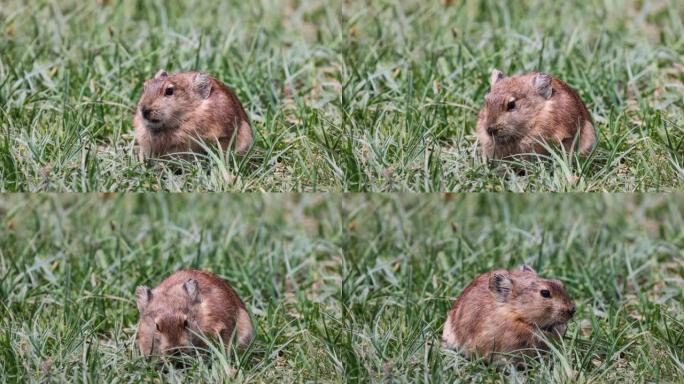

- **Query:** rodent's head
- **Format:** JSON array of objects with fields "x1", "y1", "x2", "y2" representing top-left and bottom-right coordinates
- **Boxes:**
[
  {"x1": 136, "y1": 70, "x2": 213, "y2": 133},
  {"x1": 489, "y1": 265, "x2": 576, "y2": 332},
  {"x1": 479, "y1": 70, "x2": 553, "y2": 144},
  {"x1": 135, "y1": 279, "x2": 205, "y2": 356}
]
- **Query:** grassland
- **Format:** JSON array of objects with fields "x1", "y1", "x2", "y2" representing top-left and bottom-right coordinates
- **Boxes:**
[
  {"x1": 1, "y1": 0, "x2": 683, "y2": 191},
  {"x1": 1, "y1": 194, "x2": 682, "y2": 382}
]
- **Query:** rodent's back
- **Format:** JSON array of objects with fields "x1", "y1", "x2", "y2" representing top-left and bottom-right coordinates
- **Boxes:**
[
  {"x1": 444, "y1": 271, "x2": 499, "y2": 350},
  {"x1": 554, "y1": 78, "x2": 591, "y2": 121},
  {"x1": 154, "y1": 269, "x2": 246, "y2": 312},
  {"x1": 191, "y1": 76, "x2": 253, "y2": 152},
  {"x1": 210, "y1": 78, "x2": 250, "y2": 125},
  {"x1": 546, "y1": 76, "x2": 596, "y2": 153},
  {"x1": 539, "y1": 76, "x2": 592, "y2": 131}
]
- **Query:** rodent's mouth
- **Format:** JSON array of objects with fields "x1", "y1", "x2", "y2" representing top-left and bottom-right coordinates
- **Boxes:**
[
  {"x1": 541, "y1": 324, "x2": 557, "y2": 332},
  {"x1": 490, "y1": 134, "x2": 518, "y2": 144},
  {"x1": 540, "y1": 321, "x2": 568, "y2": 333},
  {"x1": 145, "y1": 120, "x2": 165, "y2": 133}
]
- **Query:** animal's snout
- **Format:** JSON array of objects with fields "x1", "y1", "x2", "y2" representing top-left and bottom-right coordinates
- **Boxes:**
[
  {"x1": 141, "y1": 106, "x2": 151, "y2": 120},
  {"x1": 486, "y1": 126, "x2": 499, "y2": 136},
  {"x1": 567, "y1": 305, "x2": 576, "y2": 318}
]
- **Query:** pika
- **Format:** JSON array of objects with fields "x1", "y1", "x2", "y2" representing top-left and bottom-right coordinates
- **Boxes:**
[
  {"x1": 476, "y1": 70, "x2": 596, "y2": 159},
  {"x1": 133, "y1": 70, "x2": 253, "y2": 158},
  {"x1": 135, "y1": 269, "x2": 253, "y2": 357},
  {"x1": 442, "y1": 265, "x2": 575, "y2": 361}
]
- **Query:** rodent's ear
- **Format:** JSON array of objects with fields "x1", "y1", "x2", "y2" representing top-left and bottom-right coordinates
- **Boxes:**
[
  {"x1": 520, "y1": 264, "x2": 536, "y2": 274},
  {"x1": 490, "y1": 69, "x2": 505, "y2": 87},
  {"x1": 135, "y1": 286, "x2": 152, "y2": 313},
  {"x1": 488, "y1": 273, "x2": 513, "y2": 302},
  {"x1": 193, "y1": 73, "x2": 212, "y2": 99},
  {"x1": 533, "y1": 73, "x2": 552, "y2": 99},
  {"x1": 155, "y1": 70, "x2": 168, "y2": 79},
  {"x1": 183, "y1": 279, "x2": 202, "y2": 303}
]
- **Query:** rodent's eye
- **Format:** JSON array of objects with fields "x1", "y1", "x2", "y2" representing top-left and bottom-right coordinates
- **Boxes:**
[
  {"x1": 165, "y1": 87, "x2": 174, "y2": 96},
  {"x1": 540, "y1": 289, "x2": 551, "y2": 298},
  {"x1": 183, "y1": 320, "x2": 188, "y2": 328},
  {"x1": 155, "y1": 323, "x2": 161, "y2": 332},
  {"x1": 506, "y1": 100, "x2": 516, "y2": 111}
]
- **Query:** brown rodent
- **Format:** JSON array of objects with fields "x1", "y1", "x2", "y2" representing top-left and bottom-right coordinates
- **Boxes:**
[
  {"x1": 476, "y1": 70, "x2": 596, "y2": 159},
  {"x1": 134, "y1": 70, "x2": 253, "y2": 158},
  {"x1": 442, "y1": 265, "x2": 575, "y2": 361},
  {"x1": 135, "y1": 269, "x2": 253, "y2": 357}
]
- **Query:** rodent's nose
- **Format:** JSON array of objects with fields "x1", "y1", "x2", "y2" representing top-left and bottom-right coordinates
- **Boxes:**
[
  {"x1": 486, "y1": 126, "x2": 498, "y2": 136},
  {"x1": 141, "y1": 106, "x2": 151, "y2": 120},
  {"x1": 567, "y1": 305, "x2": 576, "y2": 318}
]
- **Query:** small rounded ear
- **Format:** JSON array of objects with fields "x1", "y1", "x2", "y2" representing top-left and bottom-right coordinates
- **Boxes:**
[
  {"x1": 193, "y1": 73, "x2": 212, "y2": 99},
  {"x1": 490, "y1": 69, "x2": 505, "y2": 87},
  {"x1": 135, "y1": 286, "x2": 152, "y2": 313},
  {"x1": 533, "y1": 73, "x2": 552, "y2": 99},
  {"x1": 520, "y1": 264, "x2": 536, "y2": 274},
  {"x1": 155, "y1": 70, "x2": 168, "y2": 79},
  {"x1": 183, "y1": 279, "x2": 202, "y2": 303},
  {"x1": 488, "y1": 273, "x2": 513, "y2": 302}
]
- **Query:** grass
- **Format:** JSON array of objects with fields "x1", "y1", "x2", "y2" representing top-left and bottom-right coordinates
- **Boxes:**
[
  {"x1": 1, "y1": 0, "x2": 683, "y2": 191},
  {"x1": 0, "y1": 194, "x2": 682, "y2": 382}
]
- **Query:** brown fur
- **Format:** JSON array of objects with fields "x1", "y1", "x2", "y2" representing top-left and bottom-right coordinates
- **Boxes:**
[
  {"x1": 476, "y1": 70, "x2": 596, "y2": 159},
  {"x1": 133, "y1": 71, "x2": 253, "y2": 159},
  {"x1": 442, "y1": 265, "x2": 575, "y2": 361},
  {"x1": 135, "y1": 269, "x2": 254, "y2": 357}
]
